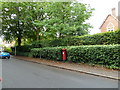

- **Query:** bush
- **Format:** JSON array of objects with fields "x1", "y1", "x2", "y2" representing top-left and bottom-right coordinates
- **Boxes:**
[
  {"x1": 4, "y1": 47, "x2": 12, "y2": 53},
  {"x1": 31, "y1": 45, "x2": 120, "y2": 69},
  {"x1": 67, "y1": 45, "x2": 119, "y2": 66},
  {"x1": 11, "y1": 45, "x2": 32, "y2": 52},
  {"x1": 31, "y1": 30, "x2": 120, "y2": 47},
  {"x1": 31, "y1": 39, "x2": 64, "y2": 48},
  {"x1": 31, "y1": 47, "x2": 64, "y2": 61},
  {"x1": 11, "y1": 51, "x2": 31, "y2": 57},
  {"x1": 75, "y1": 30, "x2": 120, "y2": 45},
  {"x1": 31, "y1": 41, "x2": 42, "y2": 48}
]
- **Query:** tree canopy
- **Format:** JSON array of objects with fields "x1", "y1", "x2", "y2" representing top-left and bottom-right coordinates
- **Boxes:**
[{"x1": 1, "y1": 2, "x2": 94, "y2": 46}]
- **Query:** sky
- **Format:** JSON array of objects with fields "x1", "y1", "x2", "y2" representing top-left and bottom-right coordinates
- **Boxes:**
[{"x1": 79, "y1": 0, "x2": 120, "y2": 34}]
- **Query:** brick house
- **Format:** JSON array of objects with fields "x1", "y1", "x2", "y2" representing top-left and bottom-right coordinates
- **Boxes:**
[{"x1": 100, "y1": 8, "x2": 120, "y2": 32}]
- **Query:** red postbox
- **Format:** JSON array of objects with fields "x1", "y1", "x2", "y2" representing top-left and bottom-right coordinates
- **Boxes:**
[{"x1": 62, "y1": 48, "x2": 67, "y2": 61}]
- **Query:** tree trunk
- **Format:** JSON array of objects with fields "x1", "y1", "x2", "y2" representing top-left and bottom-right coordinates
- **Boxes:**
[
  {"x1": 16, "y1": 6, "x2": 21, "y2": 47},
  {"x1": 18, "y1": 36, "x2": 21, "y2": 46},
  {"x1": 36, "y1": 30, "x2": 40, "y2": 41}
]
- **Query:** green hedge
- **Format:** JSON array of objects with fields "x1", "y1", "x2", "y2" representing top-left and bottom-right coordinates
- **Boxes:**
[
  {"x1": 11, "y1": 45, "x2": 32, "y2": 52},
  {"x1": 67, "y1": 45, "x2": 120, "y2": 69},
  {"x1": 31, "y1": 39, "x2": 63, "y2": 48},
  {"x1": 73, "y1": 30, "x2": 120, "y2": 45},
  {"x1": 31, "y1": 45, "x2": 120, "y2": 69},
  {"x1": 11, "y1": 45, "x2": 32, "y2": 56},
  {"x1": 11, "y1": 51, "x2": 31, "y2": 57},
  {"x1": 31, "y1": 30, "x2": 120, "y2": 48},
  {"x1": 4, "y1": 47, "x2": 12, "y2": 53},
  {"x1": 31, "y1": 47, "x2": 64, "y2": 61}
]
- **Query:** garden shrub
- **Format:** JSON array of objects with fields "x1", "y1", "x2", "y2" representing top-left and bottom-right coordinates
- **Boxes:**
[
  {"x1": 4, "y1": 47, "x2": 12, "y2": 53},
  {"x1": 31, "y1": 41, "x2": 42, "y2": 48},
  {"x1": 72, "y1": 30, "x2": 120, "y2": 45},
  {"x1": 11, "y1": 45, "x2": 32, "y2": 54},
  {"x1": 31, "y1": 45, "x2": 120, "y2": 69},
  {"x1": 31, "y1": 47, "x2": 64, "y2": 61},
  {"x1": 31, "y1": 30, "x2": 120, "y2": 48},
  {"x1": 11, "y1": 51, "x2": 31, "y2": 57}
]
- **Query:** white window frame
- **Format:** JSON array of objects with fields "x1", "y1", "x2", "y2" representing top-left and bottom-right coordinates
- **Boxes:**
[{"x1": 106, "y1": 22, "x2": 114, "y2": 31}]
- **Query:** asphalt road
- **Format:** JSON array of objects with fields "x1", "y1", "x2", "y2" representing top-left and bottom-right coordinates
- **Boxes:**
[
  {"x1": 2, "y1": 57, "x2": 118, "y2": 88},
  {"x1": 0, "y1": 59, "x2": 2, "y2": 89}
]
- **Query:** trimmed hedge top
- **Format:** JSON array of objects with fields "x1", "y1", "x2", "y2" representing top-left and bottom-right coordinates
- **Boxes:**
[
  {"x1": 31, "y1": 45, "x2": 120, "y2": 69},
  {"x1": 31, "y1": 30, "x2": 120, "y2": 48}
]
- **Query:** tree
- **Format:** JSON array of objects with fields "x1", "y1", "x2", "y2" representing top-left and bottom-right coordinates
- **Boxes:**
[
  {"x1": 2, "y1": 2, "x2": 33, "y2": 46},
  {"x1": 34, "y1": 2, "x2": 94, "y2": 38},
  {"x1": 27, "y1": 2, "x2": 49, "y2": 41},
  {"x1": 1, "y1": 2, "x2": 94, "y2": 46},
  {"x1": 2, "y1": 2, "x2": 51, "y2": 46}
]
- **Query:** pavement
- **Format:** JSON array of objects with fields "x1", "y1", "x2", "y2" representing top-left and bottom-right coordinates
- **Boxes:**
[{"x1": 12, "y1": 55, "x2": 119, "y2": 80}]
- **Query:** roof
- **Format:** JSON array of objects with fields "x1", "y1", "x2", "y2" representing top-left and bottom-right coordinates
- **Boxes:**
[{"x1": 99, "y1": 14, "x2": 120, "y2": 29}]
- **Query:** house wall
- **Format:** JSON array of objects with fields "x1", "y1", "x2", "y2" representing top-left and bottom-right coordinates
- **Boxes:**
[{"x1": 100, "y1": 15, "x2": 119, "y2": 32}]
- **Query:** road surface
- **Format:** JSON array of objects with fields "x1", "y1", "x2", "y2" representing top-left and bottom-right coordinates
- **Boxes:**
[
  {"x1": 0, "y1": 59, "x2": 2, "y2": 89},
  {"x1": 2, "y1": 57, "x2": 118, "y2": 88}
]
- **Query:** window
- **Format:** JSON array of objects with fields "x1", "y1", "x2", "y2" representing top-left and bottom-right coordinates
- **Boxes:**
[
  {"x1": 107, "y1": 27, "x2": 114, "y2": 31},
  {"x1": 107, "y1": 22, "x2": 114, "y2": 31}
]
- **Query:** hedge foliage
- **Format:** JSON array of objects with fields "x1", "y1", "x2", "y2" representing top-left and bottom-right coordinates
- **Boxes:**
[
  {"x1": 31, "y1": 30, "x2": 120, "y2": 48},
  {"x1": 31, "y1": 47, "x2": 64, "y2": 61},
  {"x1": 11, "y1": 51, "x2": 31, "y2": 57},
  {"x1": 11, "y1": 30, "x2": 120, "y2": 69},
  {"x1": 4, "y1": 47, "x2": 12, "y2": 53},
  {"x1": 11, "y1": 45, "x2": 32, "y2": 52},
  {"x1": 31, "y1": 45, "x2": 120, "y2": 69},
  {"x1": 74, "y1": 30, "x2": 120, "y2": 45},
  {"x1": 67, "y1": 45, "x2": 120, "y2": 69}
]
